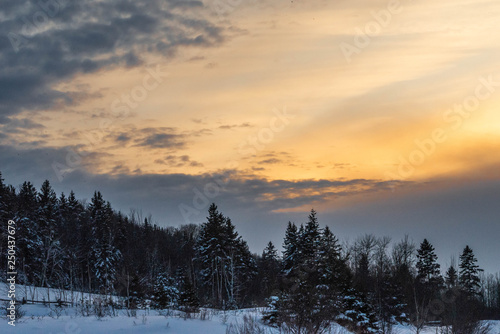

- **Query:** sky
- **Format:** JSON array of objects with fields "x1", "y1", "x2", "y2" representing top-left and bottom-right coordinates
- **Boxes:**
[{"x1": 0, "y1": 0, "x2": 499, "y2": 273}]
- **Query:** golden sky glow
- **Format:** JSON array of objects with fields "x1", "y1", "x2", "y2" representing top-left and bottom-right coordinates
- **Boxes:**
[{"x1": 4, "y1": 0, "x2": 500, "y2": 210}]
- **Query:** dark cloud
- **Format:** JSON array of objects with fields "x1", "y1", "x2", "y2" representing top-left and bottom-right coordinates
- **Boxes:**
[
  {"x1": 1, "y1": 118, "x2": 45, "y2": 133},
  {"x1": 0, "y1": 0, "x2": 225, "y2": 122},
  {"x1": 218, "y1": 122, "x2": 252, "y2": 129},
  {"x1": 135, "y1": 133, "x2": 186, "y2": 149},
  {"x1": 154, "y1": 154, "x2": 204, "y2": 167},
  {"x1": 1, "y1": 144, "x2": 499, "y2": 273},
  {"x1": 133, "y1": 128, "x2": 186, "y2": 149},
  {"x1": 258, "y1": 158, "x2": 282, "y2": 165},
  {"x1": 116, "y1": 134, "x2": 131, "y2": 142}
]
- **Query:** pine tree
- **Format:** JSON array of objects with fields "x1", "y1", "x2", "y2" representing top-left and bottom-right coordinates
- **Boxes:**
[
  {"x1": 0, "y1": 171, "x2": 6, "y2": 222},
  {"x1": 416, "y1": 239, "x2": 441, "y2": 284},
  {"x1": 341, "y1": 289, "x2": 379, "y2": 333},
  {"x1": 445, "y1": 265, "x2": 458, "y2": 288},
  {"x1": 459, "y1": 245, "x2": 483, "y2": 295},
  {"x1": 277, "y1": 210, "x2": 334, "y2": 333},
  {"x1": 178, "y1": 269, "x2": 199, "y2": 313},
  {"x1": 282, "y1": 221, "x2": 298, "y2": 289},
  {"x1": 89, "y1": 192, "x2": 121, "y2": 295},
  {"x1": 317, "y1": 226, "x2": 351, "y2": 316},
  {"x1": 152, "y1": 271, "x2": 179, "y2": 309},
  {"x1": 416, "y1": 239, "x2": 443, "y2": 301},
  {"x1": 37, "y1": 180, "x2": 63, "y2": 287},
  {"x1": 16, "y1": 181, "x2": 42, "y2": 285},
  {"x1": 196, "y1": 203, "x2": 256, "y2": 309},
  {"x1": 260, "y1": 241, "x2": 280, "y2": 299}
]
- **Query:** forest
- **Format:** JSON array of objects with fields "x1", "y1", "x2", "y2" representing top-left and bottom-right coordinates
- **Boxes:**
[{"x1": 1, "y1": 171, "x2": 499, "y2": 333}]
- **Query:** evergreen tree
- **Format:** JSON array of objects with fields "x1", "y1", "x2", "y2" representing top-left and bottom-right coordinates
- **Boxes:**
[
  {"x1": 318, "y1": 226, "x2": 351, "y2": 316},
  {"x1": 16, "y1": 181, "x2": 42, "y2": 284},
  {"x1": 178, "y1": 269, "x2": 200, "y2": 313},
  {"x1": 459, "y1": 245, "x2": 483, "y2": 295},
  {"x1": 89, "y1": 192, "x2": 121, "y2": 294},
  {"x1": 416, "y1": 239, "x2": 443, "y2": 301},
  {"x1": 391, "y1": 236, "x2": 416, "y2": 324},
  {"x1": 196, "y1": 204, "x2": 256, "y2": 309},
  {"x1": 152, "y1": 271, "x2": 179, "y2": 309},
  {"x1": 416, "y1": 239, "x2": 442, "y2": 284},
  {"x1": 37, "y1": 180, "x2": 63, "y2": 287},
  {"x1": 260, "y1": 241, "x2": 280, "y2": 299},
  {"x1": 276, "y1": 210, "x2": 335, "y2": 333},
  {"x1": 445, "y1": 265, "x2": 458, "y2": 288},
  {"x1": 281, "y1": 221, "x2": 298, "y2": 289},
  {"x1": 340, "y1": 289, "x2": 379, "y2": 333}
]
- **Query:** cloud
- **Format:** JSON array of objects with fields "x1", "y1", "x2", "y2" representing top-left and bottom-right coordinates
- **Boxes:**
[
  {"x1": 0, "y1": 144, "x2": 401, "y2": 215},
  {"x1": 0, "y1": 118, "x2": 45, "y2": 133},
  {"x1": 0, "y1": 0, "x2": 226, "y2": 122},
  {"x1": 135, "y1": 132, "x2": 186, "y2": 149},
  {"x1": 258, "y1": 158, "x2": 282, "y2": 165},
  {"x1": 110, "y1": 127, "x2": 187, "y2": 149},
  {"x1": 154, "y1": 154, "x2": 204, "y2": 168},
  {"x1": 218, "y1": 122, "x2": 252, "y2": 130},
  {"x1": 1, "y1": 143, "x2": 499, "y2": 273}
]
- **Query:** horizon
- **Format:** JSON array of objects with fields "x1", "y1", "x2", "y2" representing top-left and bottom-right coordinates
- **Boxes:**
[{"x1": 1, "y1": 0, "x2": 500, "y2": 275}]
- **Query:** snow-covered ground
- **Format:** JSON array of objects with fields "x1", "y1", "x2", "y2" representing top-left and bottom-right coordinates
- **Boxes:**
[
  {"x1": 1, "y1": 304, "x2": 499, "y2": 334},
  {"x1": 1, "y1": 283, "x2": 499, "y2": 333}
]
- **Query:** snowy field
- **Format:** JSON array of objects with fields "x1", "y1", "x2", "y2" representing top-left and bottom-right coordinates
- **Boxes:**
[{"x1": 1, "y1": 284, "x2": 499, "y2": 333}]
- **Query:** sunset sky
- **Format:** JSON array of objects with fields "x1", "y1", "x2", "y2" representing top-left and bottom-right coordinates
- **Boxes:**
[{"x1": 1, "y1": 0, "x2": 499, "y2": 272}]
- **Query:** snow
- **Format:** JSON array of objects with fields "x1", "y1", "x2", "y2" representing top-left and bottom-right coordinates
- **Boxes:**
[
  {"x1": 1, "y1": 284, "x2": 500, "y2": 334},
  {"x1": 1, "y1": 304, "x2": 499, "y2": 334}
]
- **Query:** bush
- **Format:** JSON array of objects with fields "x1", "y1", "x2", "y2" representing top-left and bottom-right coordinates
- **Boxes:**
[{"x1": 2, "y1": 301, "x2": 25, "y2": 321}]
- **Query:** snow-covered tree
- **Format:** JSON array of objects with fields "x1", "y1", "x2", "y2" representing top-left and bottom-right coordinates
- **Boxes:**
[
  {"x1": 152, "y1": 271, "x2": 179, "y2": 309},
  {"x1": 276, "y1": 210, "x2": 346, "y2": 333},
  {"x1": 89, "y1": 192, "x2": 121, "y2": 295},
  {"x1": 178, "y1": 269, "x2": 199, "y2": 312},
  {"x1": 16, "y1": 181, "x2": 43, "y2": 285},
  {"x1": 459, "y1": 245, "x2": 483, "y2": 295},
  {"x1": 260, "y1": 241, "x2": 281, "y2": 298},
  {"x1": 282, "y1": 221, "x2": 299, "y2": 289},
  {"x1": 196, "y1": 203, "x2": 256, "y2": 309},
  {"x1": 37, "y1": 180, "x2": 63, "y2": 287}
]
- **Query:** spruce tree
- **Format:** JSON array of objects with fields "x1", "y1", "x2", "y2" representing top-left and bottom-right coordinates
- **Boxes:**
[
  {"x1": 445, "y1": 265, "x2": 458, "y2": 288},
  {"x1": 416, "y1": 239, "x2": 442, "y2": 284},
  {"x1": 37, "y1": 180, "x2": 63, "y2": 287},
  {"x1": 196, "y1": 203, "x2": 256, "y2": 308},
  {"x1": 282, "y1": 221, "x2": 298, "y2": 289},
  {"x1": 459, "y1": 245, "x2": 483, "y2": 295},
  {"x1": 416, "y1": 239, "x2": 443, "y2": 301},
  {"x1": 152, "y1": 271, "x2": 179, "y2": 309},
  {"x1": 178, "y1": 269, "x2": 199, "y2": 313},
  {"x1": 277, "y1": 210, "x2": 333, "y2": 333},
  {"x1": 16, "y1": 181, "x2": 42, "y2": 284},
  {"x1": 89, "y1": 191, "x2": 121, "y2": 294},
  {"x1": 260, "y1": 241, "x2": 280, "y2": 298}
]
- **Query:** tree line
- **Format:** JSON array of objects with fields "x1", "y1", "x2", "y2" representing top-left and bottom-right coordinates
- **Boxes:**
[{"x1": 1, "y1": 172, "x2": 499, "y2": 332}]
